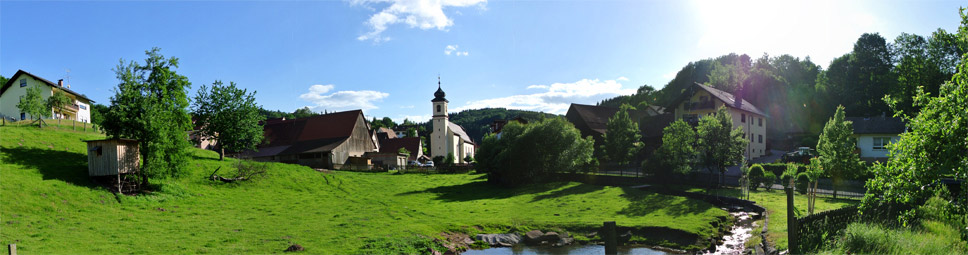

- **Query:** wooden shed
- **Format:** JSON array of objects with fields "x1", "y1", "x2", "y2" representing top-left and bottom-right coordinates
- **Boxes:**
[{"x1": 86, "y1": 138, "x2": 141, "y2": 176}]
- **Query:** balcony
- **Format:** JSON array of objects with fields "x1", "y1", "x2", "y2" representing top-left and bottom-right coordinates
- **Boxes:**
[
  {"x1": 683, "y1": 101, "x2": 715, "y2": 111},
  {"x1": 64, "y1": 104, "x2": 80, "y2": 112}
]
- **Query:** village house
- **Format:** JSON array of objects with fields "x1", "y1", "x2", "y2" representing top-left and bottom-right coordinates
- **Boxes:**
[
  {"x1": 565, "y1": 103, "x2": 670, "y2": 160},
  {"x1": 0, "y1": 70, "x2": 94, "y2": 123},
  {"x1": 430, "y1": 80, "x2": 475, "y2": 164},
  {"x1": 847, "y1": 115, "x2": 906, "y2": 162},
  {"x1": 246, "y1": 110, "x2": 377, "y2": 169},
  {"x1": 669, "y1": 82, "x2": 768, "y2": 159}
]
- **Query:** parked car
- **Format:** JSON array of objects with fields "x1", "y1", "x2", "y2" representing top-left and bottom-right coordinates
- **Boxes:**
[
  {"x1": 423, "y1": 161, "x2": 434, "y2": 167},
  {"x1": 782, "y1": 147, "x2": 816, "y2": 164}
]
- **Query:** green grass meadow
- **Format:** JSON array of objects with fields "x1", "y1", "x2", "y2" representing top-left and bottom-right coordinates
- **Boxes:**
[{"x1": 1, "y1": 125, "x2": 730, "y2": 253}]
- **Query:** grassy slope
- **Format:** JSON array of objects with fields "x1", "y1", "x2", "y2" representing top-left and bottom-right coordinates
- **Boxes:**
[
  {"x1": 1, "y1": 126, "x2": 728, "y2": 254},
  {"x1": 688, "y1": 188, "x2": 859, "y2": 251},
  {"x1": 818, "y1": 220, "x2": 967, "y2": 255}
]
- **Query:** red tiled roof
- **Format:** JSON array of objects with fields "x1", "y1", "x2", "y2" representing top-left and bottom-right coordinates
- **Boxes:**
[{"x1": 378, "y1": 137, "x2": 422, "y2": 160}]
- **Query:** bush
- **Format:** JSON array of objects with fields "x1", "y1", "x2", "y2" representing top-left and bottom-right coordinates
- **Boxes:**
[
  {"x1": 761, "y1": 171, "x2": 776, "y2": 191},
  {"x1": 748, "y1": 164, "x2": 765, "y2": 191},
  {"x1": 796, "y1": 174, "x2": 810, "y2": 194},
  {"x1": 476, "y1": 117, "x2": 595, "y2": 187}
]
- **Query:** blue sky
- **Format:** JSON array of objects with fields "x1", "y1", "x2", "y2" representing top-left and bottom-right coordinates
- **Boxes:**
[{"x1": 1, "y1": 0, "x2": 963, "y2": 123}]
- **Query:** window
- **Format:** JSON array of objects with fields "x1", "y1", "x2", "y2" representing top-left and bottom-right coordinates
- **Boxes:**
[
  {"x1": 20, "y1": 113, "x2": 25, "y2": 120},
  {"x1": 19, "y1": 79, "x2": 26, "y2": 87},
  {"x1": 436, "y1": 105, "x2": 441, "y2": 113},
  {"x1": 873, "y1": 137, "x2": 891, "y2": 150},
  {"x1": 79, "y1": 105, "x2": 87, "y2": 110},
  {"x1": 758, "y1": 135, "x2": 763, "y2": 144},
  {"x1": 758, "y1": 118, "x2": 762, "y2": 127},
  {"x1": 741, "y1": 113, "x2": 746, "y2": 123}
]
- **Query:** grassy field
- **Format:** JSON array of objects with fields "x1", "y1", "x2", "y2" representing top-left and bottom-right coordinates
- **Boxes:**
[
  {"x1": 817, "y1": 220, "x2": 966, "y2": 255},
  {"x1": 686, "y1": 187, "x2": 859, "y2": 251},
  {"x1": 1, "y1": 125, "x2": 730, "y2": 254}
]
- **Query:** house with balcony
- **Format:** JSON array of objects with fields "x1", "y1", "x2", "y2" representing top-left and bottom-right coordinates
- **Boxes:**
[
  {"x1": 668, "y1": 83, "x2": 768, "y2": 159},
  {"x1": 0, "y1": 70, "x2": 94, "y2": 123}
]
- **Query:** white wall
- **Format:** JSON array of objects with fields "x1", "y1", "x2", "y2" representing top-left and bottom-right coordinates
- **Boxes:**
[
  {"x1": 856, "y1": 134, "x2": 899, "y2": 159},
  {"x1": 0, "y1": 74, "x2": 92, "y2": 123}
]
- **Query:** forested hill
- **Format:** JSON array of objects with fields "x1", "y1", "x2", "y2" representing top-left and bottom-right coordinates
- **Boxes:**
[
  {"x1": 598, "y1": 31, "x2": 963, "y2": 138},
  {"x1": 431, "y1": 108, "x2": 559, "y2": 144}
]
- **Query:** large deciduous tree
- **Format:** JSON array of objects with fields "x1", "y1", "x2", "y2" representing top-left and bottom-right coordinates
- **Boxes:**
[
  {"x1": 602, "y1": 104, "x2": 642, "y2": 167},
  {"x1": 816, "y1": 105, "x2": 863, "y2": 199},
  {"x1": 648, "y1": 119, "x2": 697, "y2": 176},
  {"x1": 477, "y1": 117, "x2": 594, "y2": 187},
  {"x1": 16, "y1": 85, "x2": 49, "y2": 126},
  {"x1": 696, "y1": 107, "x2": 748, "y2": 187},
  {"x1": 192, "y1": 80, "x2": 265, "y2": 160},
  {"x1": 103, "y1": 47, "x2": 193, "y2": 182}
]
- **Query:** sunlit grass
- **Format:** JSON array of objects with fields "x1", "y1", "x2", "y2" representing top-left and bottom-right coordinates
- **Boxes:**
[{"x1": 0, "y1": 125, "x2": 729, "y2": 253}]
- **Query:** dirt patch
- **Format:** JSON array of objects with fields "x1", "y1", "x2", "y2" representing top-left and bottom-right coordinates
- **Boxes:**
[{"x1": 437, "y1": 232, "x2": 474, "y2": 254}]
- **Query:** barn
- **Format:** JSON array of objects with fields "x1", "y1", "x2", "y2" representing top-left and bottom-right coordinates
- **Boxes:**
[{"x1": 246, "y1": 110, "x2": 377, "y2": 169}]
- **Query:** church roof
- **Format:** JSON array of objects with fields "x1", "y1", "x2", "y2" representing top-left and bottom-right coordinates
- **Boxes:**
[
  {"x1": 432, "y1": 77, "x2": 448, "y2": 102},
  {"x1": 449, "y1": 122, "x2": 474, "y2": 144}
]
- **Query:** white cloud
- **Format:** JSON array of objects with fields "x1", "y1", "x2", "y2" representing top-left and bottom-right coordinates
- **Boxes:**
[
  {"x1": 299, "y1": 84, "x2": 390, "y2": 111},
  {"x1": 454, "y1": 77, "x2": 636, "y2": 114},
  {"x1": 353, "y1": 0, "x2": 488, "y2": 42},
  {"x1": 444, "y1": 44, "x2": 469, "y2": 56},
  {"x1": 399, "y1": 114, "x2": 431, "y2": 123},
  {"x1": 617, "y1": 76, "x2": 629, "y2": 81}
]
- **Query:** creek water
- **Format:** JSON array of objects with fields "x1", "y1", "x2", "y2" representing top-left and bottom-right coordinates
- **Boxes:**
[
  {"x1": 702, "y1": 211, "x2": 756, "y2": 255},
  {"x1": 462, "y1": 245, "x2": 675, "y2": 255}
]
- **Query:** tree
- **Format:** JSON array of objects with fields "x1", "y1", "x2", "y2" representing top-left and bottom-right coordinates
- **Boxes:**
[
  {"x1": 0, "y1": 75, "x2": 7, "y2": 87},
  {"x1": 889, "y1": 33, "x2": 949, "y2": 117},
  {"x1": 406, "y1": 127, "x2": 417, "y2": 138},
  {"x1": 292, "y1": 107, "x2": 316, "y2": 119},
  {"x1": 47, "y1": 91, "x2": 72, "y2": 125},
  {"x1": 89, "y1": 103, "x2": 109, "y2": 127},
  {"x1": 648, "y1": 119, "x2": 696, "y2": 176},
  {"x1": 863, "y1": 24, "x2": 968, "y2": 223},
  {"x1": 102, "y1": 47, "x2": 193, "y2": 182},
  {"x1": 192, "y1": 80, "x2": 265, "y2": 160},
  {"x1": 477, "y1": 117, "x2": 594, "y2": 187},
  {"x1": 816, "y1": 105, "x2": 863, "y2": 198},
  {"x1": 397, "y1": 147, "x2": 410, "y2": 157},
  {"x1": 602, "y1": 104, "x2": 642, "y2": 166},
  {"x1": 696, "y1": 107, "x2": 748, "y2": 187},
  {"x1": 780, "y1": 163, "x2": 799, "y2": 189},
  {"x1": 799, "y1": 157, "x2": 823, "y2": 214},
  {"x1": 17, "y1": 85, "x2": 49, "y2": 126}
]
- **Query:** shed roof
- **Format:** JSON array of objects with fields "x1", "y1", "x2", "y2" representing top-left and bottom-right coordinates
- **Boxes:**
[
  {"x1": 85, "y1": 138, "x2": 139, "y2": 143},
  {"x1": 1, "y1": 70, "x2": 95, "y2": 102},
  {"x1": 846, "y1": 116, "x2": 907, "y2": 134}
]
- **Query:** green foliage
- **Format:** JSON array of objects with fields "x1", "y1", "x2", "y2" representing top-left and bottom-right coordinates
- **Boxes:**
[
  {"x1": 370, "y1": 116, "x2": 397, "y2": 130},
  {"x1": 0, "y1": 75, "x2": 7, "y2": 86},
  {"x1": 359, "y1": 235, "x2": 446, "y2": 255},
  {"x1": 89, "y1": 103, "x2": 109, "y2": 126},
  {"x1": 748, "y1": 164, "x2": 765, "y2": 191},
  {"x1": 443, "y1": 153, "x2": 455, "y2": 166},
  {"x1": 477, "y1": 117, "x2": 595, "y2": 187},
  {"x1": 103, "y1": 47, "x2": 193, "y2": 181},
  {"x1": 761, "y1": 171, "x2": 777, "y2": 191},
  {"x1": 397, "y1": 147, "x2": 410, "y2": 156},
  {"x1": 780, "y1": 163, "x2": 800, "y2": 188},
  {"x1": 445, "y1": 108, "x2": 558, "y2": 144},
  {"x1": 696, "y1": 107, "x2": 747, "y2": 183},
  {"x1": 16, "y1": 85, "x2": 48, "y2": 124},
  {"x1": 819, "y1": 221, "x2": 967, "y2": 255},
  {"x1": 602, "y1": 104, "x2": 642, "y2": 166},
  {"x1": 817, "y1": 105, "x2": 863, "y2": 198},
  {"x1": 648, "y1": 120, "x2": 696, "y2": 176},
  {"x1": 192, "y1": 80, "x2": 265, "y2": 160},
  {"x1": 46, "y1": 91, "x2": 72, "y2": 120},
  {"x1": 406, "y1": 127, "x2": 417, "y2": 137}
]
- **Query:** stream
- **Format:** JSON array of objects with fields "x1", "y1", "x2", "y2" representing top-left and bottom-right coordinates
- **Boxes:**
[{"x1": 702, "y1": 211, "x2": 756, "y2": 255}]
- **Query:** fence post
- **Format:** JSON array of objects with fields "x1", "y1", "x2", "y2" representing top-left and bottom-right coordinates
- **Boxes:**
[
  {"x1": 8, "y1": 244, "x2": 16, "y2": 255},
  {"x1": 603, "y1": 221, "x2": 617, "y2": 254},
  {"x1": 786, "y1": 187, "x2": 798, "y2": 254}
]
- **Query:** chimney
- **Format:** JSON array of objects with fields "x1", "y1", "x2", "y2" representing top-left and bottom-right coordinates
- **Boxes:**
[{"x1": 58, "y1": 79, "x2": 64, "y2": 87}]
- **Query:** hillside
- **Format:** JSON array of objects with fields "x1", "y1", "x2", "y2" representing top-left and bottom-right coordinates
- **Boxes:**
[
  {"x1": 0, "y1": 125, "x2": 729, "y2": 254},
  {"x1": 426, "y1": 108, "x2": 560, "y2": 143}
]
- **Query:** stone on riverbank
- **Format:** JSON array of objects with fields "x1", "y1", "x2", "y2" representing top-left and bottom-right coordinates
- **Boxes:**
[{"x1": 475, "y1": 233, "x2": 522, "y2": 247}]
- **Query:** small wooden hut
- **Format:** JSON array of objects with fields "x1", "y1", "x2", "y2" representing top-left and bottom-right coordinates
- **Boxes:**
[{"x1": 85, "y1": 138, "x2": 140, "y2": 193}]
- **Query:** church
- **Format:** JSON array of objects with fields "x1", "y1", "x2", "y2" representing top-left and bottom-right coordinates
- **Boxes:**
[{"x1": 430, "y1": 80, "x2": 476, "y2": 164}]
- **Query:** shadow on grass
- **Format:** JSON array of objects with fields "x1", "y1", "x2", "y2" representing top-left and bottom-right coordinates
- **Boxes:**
[
  {"x1": 617, "y1": 187, "x2": 715, "y2": 217},
  {"x1": 1, "y1": 146, "x2": 97, "y2": 188},
  {"x1": 396, "y1": 180, "x2": 570, "y2": 202},
  {"x1": 530, "y1": 184, "x2": 605, "y2": 202}
]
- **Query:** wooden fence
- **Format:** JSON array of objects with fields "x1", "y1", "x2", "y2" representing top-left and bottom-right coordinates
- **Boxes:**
[{"x1": 794, "y1": 205, "x2": 859, "y2": 252}]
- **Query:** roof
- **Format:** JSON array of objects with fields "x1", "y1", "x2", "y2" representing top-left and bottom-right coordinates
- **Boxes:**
[
  {"x1": 85, "y1": 138, "x2": 139, "y2": 143},
  {"x1": 448, "y1": 122, "x2": 474, "y2": 144},
  {"x1": 670, "y1": 83, "x2": 766, "y2": 116},
  {"x1": 379, "y1": 137, "x2": 422, "y2": 160},
  {"x1": 565, "y1": 103, "x2": 653, "y2": 135},
  {"x1": 254, "y1": 110, "x2": 365, "y2": 156},
  {"x1": 846, "y1": 116, "x2": 906, "y2": 135},
  {"x1": 1, "y1": 70, "x2": 95, "y2": 103},
  {"x1": 641, "y1": 113, "x2": 675, "y2": 138},
  {"x1": 375, "y1": 127, "x2": 397, "y2": 140}
]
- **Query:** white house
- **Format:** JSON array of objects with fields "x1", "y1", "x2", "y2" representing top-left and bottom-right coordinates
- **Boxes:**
[
  {"x1": 847, "y1": 116, "x2": 906, "y2": 162},
  {"x1": 430, "y1": 80, "x2": 475, "y2": 164},
  {"x1": 1, "y1": 70, "x2": 94, "y2": 123}
]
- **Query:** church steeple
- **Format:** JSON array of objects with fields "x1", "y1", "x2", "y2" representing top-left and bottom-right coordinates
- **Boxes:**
[{"x1": 433, "y1": 76, "x2": 447, "y2": 102}]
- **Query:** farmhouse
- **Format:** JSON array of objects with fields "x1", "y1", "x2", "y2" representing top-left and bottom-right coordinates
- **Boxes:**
[
  {"x1": 847, "y1": 115, "x2": 906, "y2": 162},
  {"x1": 246, "y1": 110, "x2": 377, "y2": 169},
  {"x1": 0, "y1": 70, "x2": 94, "y2": 123},
  {"x1": 669, "y1": 83, "x2": 768, "y2": 159},
  {"x1": 565, "y1": 103, "x2": 670, "y2": 160},
  {"x1": 430, "y1": 80, "x2": 475, "y2": 164}
]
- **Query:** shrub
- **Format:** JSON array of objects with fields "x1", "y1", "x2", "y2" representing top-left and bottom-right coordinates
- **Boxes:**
[
  {"x1": 761, "y1": 171, "x2": 776, "y2": 191},
  {"x1": 476, "y1": 117, "x2": 594, "y2": 187},
  {"x1": 796, "y1": 174, "x2": 810, "y2": 194},
  {"x1": 748, "y1": 164, "x2": 765, "y2": 191}
]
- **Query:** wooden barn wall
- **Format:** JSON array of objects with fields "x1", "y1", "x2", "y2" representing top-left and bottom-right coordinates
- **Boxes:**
[
  {"x1": 87, "y1": 140, "x2": 119, "y2": 176},
  {"x1": 331, "y1": 114, "x2": 377, "y2": 166},
  {"x1": 117, "y1": 141, "x2": 140, "y2": 174}
]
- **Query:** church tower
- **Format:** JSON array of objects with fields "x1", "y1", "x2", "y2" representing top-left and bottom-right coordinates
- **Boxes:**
[{"x1": 431, "y1": 77, "x2": 450, "y2": 160}]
